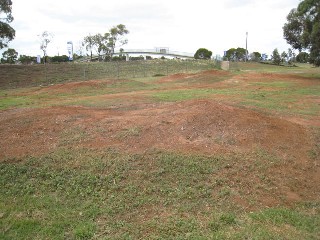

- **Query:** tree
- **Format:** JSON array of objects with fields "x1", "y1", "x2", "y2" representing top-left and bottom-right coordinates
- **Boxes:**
[
  {"x1": 92, "y1": 33, "x2": 108, "y2": 61},
  {"x1": 83, "y1": 25, "x2": 129, "y2": 61},
  {"x1": 194, "y1": 48, "x2": 212, "y2": 59},
  {"x1": 225, "y1": 47, "x2": 247, "y2": 61},
  {"x1": 296, "y1": 52, "x2": 310, "y2": 63},
  {"x1": 108, "y1": 24, "x2": 129, "y2": 59},
  {"x1": 0, "y1": 0, "x2": 15, "y2": 49},
  {"x1": 283, "y1": 0, "x2": 320, "y2": 66},
  {"x1": 250, "y1": 52, "x2": 262, "y2": 62},
  {"x1": 73, "y1": 41, "x2": 85, "y2": 58},
  {"x1": 281, "y1": 51, "x2": 288, "y2": 63},
  {"x1": 287, "y1": 48, "x2": 295, "y2": 64},
  {"x1": 83, "y1": 35, "x2": 95, "y2": 61},
  {"x1": 82, "y1": 24, "x2": 129, "y2": 61},
  {"x1": 261, "y1": 54, "x2": 268, "y2": 61},
  {"x1": 39, "y1": 31, "x2": 53, "y2": 64},
  {"x1": 83, "y1": 33, "x2": 108, "y2": 61},
  {"x1": 51, "y1": 55, "x2": 69, "y2": 63},
  {"x1": 18, "y1": 55, "x2": 36, "y2": 64},
  {"x1": 1, "y1": 47, "x2": 17, "y2": 63},
  {"x1": 271, "y1": 48, "x2": 281, "y2": 65}
]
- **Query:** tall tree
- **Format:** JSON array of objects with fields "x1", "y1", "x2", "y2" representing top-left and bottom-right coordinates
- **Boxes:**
[
  {"x1": 271, "y1": 48, "x2": 281, "y2": 65},
  {"x1": 0, "y1": 0, "x2": 15, "y2": 49},
  {"x1": 83, "y1": 35, "x2": 95, "y2": 61},
  {"x1": 92, "y1": 33, "x2": 108, "y2": 61},
  {"x1": 39, "y1": 31, "x2": 53, "y2": 64},
  {"x1": 281, "y1": 51, "x2": 288, "y2": 63},
  {"x1": 287, "y1": 48, "x2": 295, "y2": 64},
  {"x1": 108, "y1": 24, "x2": 129, "y2": 59},
  {"x1": 82, "y1": 24, "x2": 129, "y2": 61},
  {"x1": 283, "y1": 0, "x2": 320, "y2": 66},
  {"x1": 1, "y1": 47, "x2": 17, "y2": 63}
]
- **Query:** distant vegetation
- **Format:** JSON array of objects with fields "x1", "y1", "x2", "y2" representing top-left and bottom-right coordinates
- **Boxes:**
[
  {"x1": 283, "y1": 0, "x2": 320, "y2": 66},
  {"x1": 224, "y1": 47, "x2": 248, "y2": 62},
  {"x1": 194, "y1": 48, "x2": 212, "y2": 59},
  {"x1": 0, "y1": 0, "x2": 15, "y2": 49},
  {"x1": 0, "y1": 48, "x2": 18, "y2": 64},
  {"x1": 82, "y1": 24, "x2": 129, "y2": 61},
  {"x1": 0, "y1": 59, "x2": 218, "y2": 89}
]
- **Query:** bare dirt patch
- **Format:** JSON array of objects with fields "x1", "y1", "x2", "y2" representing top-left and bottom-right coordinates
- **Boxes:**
[
  {"x1": 0, "y1": 100, "x2": 308, "y2": 158},
  {"x1": 1, "y1": 99, "x2": 319, "y2": 208},
  {"x1": 35, "y1": 79, "x2": 115, "y2": 94},
  {"x1": 1, "y1": 70, "x2": 319, "y2": 209},
  {"x1": 158, "y1": 70, "x2": 230, "y2": 83}
]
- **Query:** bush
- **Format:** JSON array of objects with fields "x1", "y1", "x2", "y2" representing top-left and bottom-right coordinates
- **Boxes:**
[{"x1": 194, "y1": 48, "x2": 212, "y2": 59}]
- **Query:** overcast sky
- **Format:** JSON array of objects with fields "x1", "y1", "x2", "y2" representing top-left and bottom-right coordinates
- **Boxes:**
[{"x1": 8, "y1": 0, "x2": 301, "y2": 57}]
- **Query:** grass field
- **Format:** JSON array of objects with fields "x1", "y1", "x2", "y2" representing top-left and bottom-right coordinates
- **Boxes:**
[
  {"x1": 0, "y1": 61, "x2": 319, "y2": 239},
  {"x1": 0, "y1": 60, "x2": 216, "y2": 89}
]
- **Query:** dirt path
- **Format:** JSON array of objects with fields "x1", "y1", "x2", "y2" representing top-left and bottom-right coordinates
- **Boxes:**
[{"x1": 1, "y1": 70, "x2": 319, "y2": 208}]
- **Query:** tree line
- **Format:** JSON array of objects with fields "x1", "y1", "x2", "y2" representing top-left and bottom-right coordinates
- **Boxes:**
[
  {"x1": 0, "y1": 0, "x2": 319, "y2": 66},
  {"x1": 283, "y1": 0, "x2": 320, "y2": 66},
  {"x1": 0, "y1": 24, "x2": 129, "y2": 64},
  {"x1": 82, "y1": 24, "x2": 129, "y2": 61}
]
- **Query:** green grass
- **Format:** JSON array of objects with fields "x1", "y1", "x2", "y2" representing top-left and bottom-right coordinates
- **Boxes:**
[
  {"x1": 249, "y1": 81, "x2": 295, "y2": 88},
  {"x1": 250, "y1": 208, "x2": 318, "y2": 232},
  {"x1": 152, "y1": 88, "x2": 238, "y2": 102},
  {"x1": 241, "y1": 85, "x2": 320, "y2": 116},
  {"x1": 1, "y1": 148, "x2": 319, "y2": 239},
  {"x1": 0, "y1": 79, "x2": 155, "y2": 110},
  {"x1": 230, "y1": 62, "x2": 300, "y2": 72},
  {"x1": 0, "y1": 96, "x2": 35, "y2": 110},
  {"x1": 0, "y1": 60, "x2": 218, "y2": 89},
  {"x1": 1, "y1": 62, "x2": 320, "y2": 238},
  {"x1": 0, "y1": 62, "x2": 319, "y2": 116}
]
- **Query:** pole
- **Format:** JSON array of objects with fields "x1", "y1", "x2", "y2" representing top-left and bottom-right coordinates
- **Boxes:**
[{"x1": 245, "y1": 32, "x2": 248, "y2": 62}]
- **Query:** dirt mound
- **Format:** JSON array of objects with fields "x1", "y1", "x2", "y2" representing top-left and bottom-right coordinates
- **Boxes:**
[
  {"x1": 157, "y1": 73, "x2": 195, "y2": 83},
  {"x1": 1, "y1": 99, "x2": 318, "y2": 207},
  {"x1": 0, "y1": 100, "x2": 309, "y2": 158},
  {"x1": 200, "y1": 69, "x2": 230, "y2": 76},
  {"x1": 109, "y1": 100, "x2": 308, "y2": 155},
  {"x1": 36, "y1": 79, "x2": 114, "y2": 94},
  {"x1": 158, "y1": 70, "x2": 229, "y2": 83}
]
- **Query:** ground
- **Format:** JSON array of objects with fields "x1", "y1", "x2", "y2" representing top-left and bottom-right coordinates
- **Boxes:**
[{"x1": 0, "y1": 62, "x2": 319, "y2": 239}]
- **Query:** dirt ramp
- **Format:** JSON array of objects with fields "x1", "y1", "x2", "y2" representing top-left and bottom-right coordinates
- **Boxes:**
[
  {"x1": 0, "y1": 100, "x2": 310, "y2": 159},
  {"x1": 114, "y1": 100, "x2": 309, "y2": 156},
  {"x1": 158, "y1": 70, "x2": 229, "y2": 83},
  {"x1": 1, "y1": 100, "x2": 318, "y2": 208}
]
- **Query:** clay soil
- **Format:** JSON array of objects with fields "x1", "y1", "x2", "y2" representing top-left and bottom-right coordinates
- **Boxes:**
[{"x1": 0, "y1": 70, "x2": 319, "y2": 208}]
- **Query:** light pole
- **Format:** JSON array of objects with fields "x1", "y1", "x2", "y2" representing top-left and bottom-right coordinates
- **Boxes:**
[{"x1": 245, "y1": 32, "x2": 248, "y2": 62}]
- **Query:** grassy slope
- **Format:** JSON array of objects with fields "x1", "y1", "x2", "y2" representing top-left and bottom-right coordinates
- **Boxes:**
[
  {"x1": 0, "y1": 60, "x2": 216, "y2": 89},
  {"x1": 0, "y1": 62, "x2": 320, "y2": 239}
]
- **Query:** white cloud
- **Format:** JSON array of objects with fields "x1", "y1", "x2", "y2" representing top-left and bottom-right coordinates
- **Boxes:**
[{"x1": 5, "y1": 0, "x2": 301, "y2": 57}]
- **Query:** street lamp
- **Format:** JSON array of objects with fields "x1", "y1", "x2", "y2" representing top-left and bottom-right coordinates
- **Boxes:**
[{"x1": 245, "y1": 32, "x2": 248, "y2": 62}]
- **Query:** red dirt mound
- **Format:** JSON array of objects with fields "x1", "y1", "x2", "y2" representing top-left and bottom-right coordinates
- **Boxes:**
[
  {"x1": 157, "y1": 73, "x2": 195, "y2": 83},
  {"x1": 1, "y1": 99, "x2": 319, "y2": 207},
  {"x1": 35, "y1": 79, "x2": 116, "y2": 94},
  {"x1": 0, "y1": 100, "x2": 310, "y2": 159},
  {"x1": 158, "y1": 70, "x2": 229, "y2": 83}
]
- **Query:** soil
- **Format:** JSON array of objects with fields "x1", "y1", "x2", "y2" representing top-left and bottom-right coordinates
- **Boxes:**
[{"x1": 1, "y1": 70, "x2": 319, "y2": 209}]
